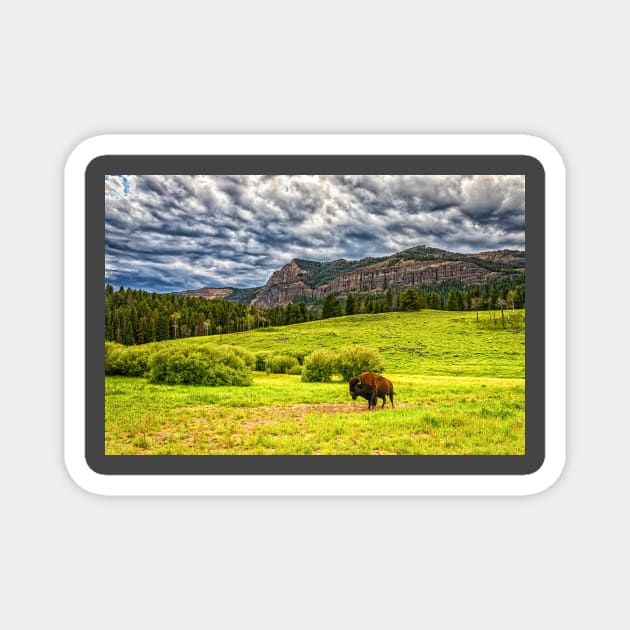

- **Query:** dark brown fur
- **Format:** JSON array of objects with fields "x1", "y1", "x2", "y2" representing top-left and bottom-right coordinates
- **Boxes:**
[{"x1": 349, "y1": 372, "x2": 395, "y2": 409}]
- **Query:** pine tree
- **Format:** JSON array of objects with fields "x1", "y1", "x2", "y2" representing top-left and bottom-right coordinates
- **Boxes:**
[
  {"x1": 286, "y1": 303, "x2": 298, "y2": 324},
  {"x1": 157, "y1": 314, "x2": 170, "y2": 341},
  {"x1": 417, "y1": 289, "x2": 426, "y2": 309},
  {"x1": 399, "y1": 288, "x2": 419, "y2": 311},
  {"x1": 124, "y1": 320, "x2": 135, "y2": 345},
  {"x1": 447, "y1": 290, "x2": 457, "y2": 311},
  {"x1": 148, "y1": 315, "x2": 157, "y2": 341},
  {"x1": 196, "y1": 312, "x2": 206, "y2": 336},
  {"x1": 105, "y1": 311, "x2": 114, "y2": 341},
  {"x1": 298, "y1": 303, "x2": 308, "y2": 322},
  {"x1": 385, "y1": 288, "x2": 393, "y2": 312},
  {"x1": 322, "y1": 293, "x2": 342, "y2": 319},
  {"x1": 345, "y1": 292, "x2": 356, "y2": 316},
  {"x1": 427, "y1": 291, "x2": 441, "y2": 310},
  {"x1": 136, "y1": 316, "x2": 147, "y2": 344},
  {"x1": 456, "y1": 291, "x2": 465, "y2": 311}
]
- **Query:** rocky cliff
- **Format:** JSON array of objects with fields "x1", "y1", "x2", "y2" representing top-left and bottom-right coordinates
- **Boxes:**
[
  {"x1": 311, "y1": 260, "x2": 499, "y2": 298},
  {"x1": 251, "y1": 261, "x2": 313, "y2": 308},
  {"x1": 251, "y1": 247, "x2": 524, "y2": 308}
]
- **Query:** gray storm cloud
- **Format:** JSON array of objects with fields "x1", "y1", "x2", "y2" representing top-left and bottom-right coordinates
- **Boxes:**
[{"x1": 105, "y1": 174, "x2": 525, "y2": 293}]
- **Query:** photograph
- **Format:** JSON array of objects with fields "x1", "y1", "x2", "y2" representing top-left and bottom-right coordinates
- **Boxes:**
[{"x1": 104, "y1": 173, "x2": 526, "y2": 456}]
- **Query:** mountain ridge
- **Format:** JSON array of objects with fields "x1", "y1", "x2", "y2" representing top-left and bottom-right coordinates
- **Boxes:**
[{"x1": 172, "y1": 245, "x2": 525, "y2": 307}]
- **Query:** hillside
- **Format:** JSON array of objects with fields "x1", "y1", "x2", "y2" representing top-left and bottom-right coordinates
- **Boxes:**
[{"x1": 178, "y1": 309, "x2": 525, "y2": 379}]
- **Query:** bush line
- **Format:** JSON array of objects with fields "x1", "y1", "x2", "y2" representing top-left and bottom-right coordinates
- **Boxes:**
[{"x1": 105, "y1": 341, "x2": 386, "y2": 385}]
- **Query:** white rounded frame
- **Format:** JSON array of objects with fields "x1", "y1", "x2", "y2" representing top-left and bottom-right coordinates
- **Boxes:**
[{"x1": 64, "y1": 134, "x2": 565, "y2": 496}]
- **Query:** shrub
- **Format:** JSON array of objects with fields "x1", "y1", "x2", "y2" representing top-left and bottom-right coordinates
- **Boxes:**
[
  {"x1": 301, "y1": 349, "x2": 337, "y2": 382},
  {"x1": 105, "y1": 342, "x2": 154, "y2": 376},
  {"x1": 254, "y1": 352, "x2": 270, "y2": 371},
  {"x1": 147, "y1": 345, "x2": 253, "y2": 386},
  {"x1": 505, "y1": 311, "x2": 525, "y2": 330},
  {"x1": 105, "y1": 342, "x2": 125, "y2": 375},
  {"x1": 222, "y1": 344, "x2": 255, "y2": 369},
  {"x1": 335, "y1": 346, "x2": 385, "y2": 381},
  {"x1": 287, "y1": 349, "x2": 307, "y2": 365},
  {"x1": 266, "y1": 354, "x2": 300, "y2": 375},
  {"x1": 288, "y1": 363, "x2": 302, "y2": 375}
]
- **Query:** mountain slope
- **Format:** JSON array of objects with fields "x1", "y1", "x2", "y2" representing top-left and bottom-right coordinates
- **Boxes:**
[
  {"x1": 169, "y1": 245, "x2": 524, "y2": 307},
  {"x1": 250, "y1": 245, "x2": 524, "y2": 308}
]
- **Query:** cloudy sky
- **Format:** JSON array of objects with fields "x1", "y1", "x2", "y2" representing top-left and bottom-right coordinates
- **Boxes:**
[{"x1": 105, "y1": 174, "x2": 525, "y2": 293}]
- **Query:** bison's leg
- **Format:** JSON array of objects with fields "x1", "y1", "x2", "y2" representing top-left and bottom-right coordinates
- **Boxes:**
[
  {"x1": 389, "y1": 393, "x2": 394, "y2": 408},
  {"x1": 369, "y1": 391, "x2": 377, "y2": 409},
  {"x1": 380, "y1": 394, "x2": 386, "y2": 408}
]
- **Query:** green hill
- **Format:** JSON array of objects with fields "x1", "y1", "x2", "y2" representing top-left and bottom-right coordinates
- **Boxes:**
[{"x1": 160, "y1": 309, "x2": 525, "y2": 379}]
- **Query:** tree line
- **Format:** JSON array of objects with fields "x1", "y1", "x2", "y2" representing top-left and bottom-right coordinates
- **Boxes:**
[
  {"x1": 106, "y1": 279, "x2": 525, "y2": 345},
  {"x1": 105, "y1": 285, "x2": 273, "y2": 345},
  {"x1": 323, "y1": 282, "x2": 524, "y2": 317}
]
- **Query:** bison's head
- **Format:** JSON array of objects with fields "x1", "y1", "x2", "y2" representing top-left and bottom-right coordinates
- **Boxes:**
[{"x1": 348, "y1": 376, "x2": 361, "y2": 400}]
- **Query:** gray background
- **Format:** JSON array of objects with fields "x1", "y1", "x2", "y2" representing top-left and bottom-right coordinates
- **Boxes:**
[{"x1": 2, "y1": 1, "x2": 627, "y2": 628}]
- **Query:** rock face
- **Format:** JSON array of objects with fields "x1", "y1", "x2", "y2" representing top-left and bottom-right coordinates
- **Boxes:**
[
  {"x1": 251, "y1": 247, "x2": 525, "y2": 308},
  {"x1": 251, "y1": 261, "x2": 312, "y2": 308},
  {"x1": 311, "y1": 260, "x2": 498, "y2": 298}
]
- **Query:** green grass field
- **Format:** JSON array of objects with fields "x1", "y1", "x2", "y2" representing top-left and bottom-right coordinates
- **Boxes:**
[{"x1": 105, "y1": 309, "x2": 525, "y2": 455}]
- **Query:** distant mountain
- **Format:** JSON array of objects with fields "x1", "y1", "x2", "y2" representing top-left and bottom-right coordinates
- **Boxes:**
[
  {"x1": 171, "y1": 286, "x2": 264, "y2": 303},
  {"x1": 173, "y1": 245, "x2": 525, "y2": 308},
  {"x1": 251, "y1": 245, "x2": 524, "y2": 308}
]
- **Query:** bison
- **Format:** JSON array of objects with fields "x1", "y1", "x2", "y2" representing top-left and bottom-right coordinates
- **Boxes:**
[{"x1": 349, "y1": 372, "x2": 394, "y2": 409}]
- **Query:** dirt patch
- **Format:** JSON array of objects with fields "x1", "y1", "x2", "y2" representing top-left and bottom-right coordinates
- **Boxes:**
[
  {"x1": 297, "y1": 402, "x2": 414, "y2": 414},
  {"x1": 272, "y1": 403, "x2": 364, "y2": 416},
  {"x1": 242, "y1": 415, "x2": 282, "y2": 430},
  {"x1": 113, "y1": 403, "x2": 418, "y2": 449},
  {"x1": 193, "y1": 402, "x2": 415, "y2": 421}
]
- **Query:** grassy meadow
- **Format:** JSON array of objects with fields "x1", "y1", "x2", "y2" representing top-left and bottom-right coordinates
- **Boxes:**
[{"x1": 105, "y1": 309, "x2": 525, "y2": 455}]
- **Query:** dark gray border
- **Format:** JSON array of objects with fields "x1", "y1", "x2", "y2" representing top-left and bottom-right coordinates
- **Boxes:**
[{"x1": 86, "y1": 155, "x2": 544, "y2": 475}]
